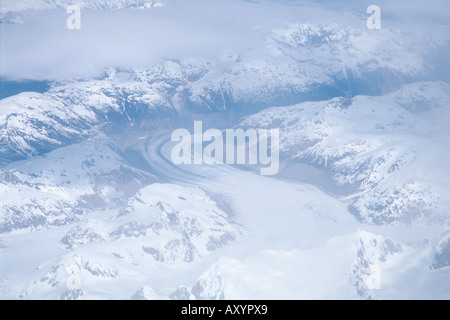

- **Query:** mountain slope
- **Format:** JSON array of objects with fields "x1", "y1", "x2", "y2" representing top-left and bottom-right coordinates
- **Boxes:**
[
  {"x1": 240, "y1": 81, "x2": 450, "y2": 225},
  {"x1": 0, "y1": 138, "x2": 155, "y2": 233}
]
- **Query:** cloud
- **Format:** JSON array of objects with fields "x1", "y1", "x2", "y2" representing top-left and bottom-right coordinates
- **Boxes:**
[
  {"x1": 0, "y1": 0, "x2": 284, "y2": 80},
  {"x1": 0, "y1": 0, "x2": 449, "y2": 81}
]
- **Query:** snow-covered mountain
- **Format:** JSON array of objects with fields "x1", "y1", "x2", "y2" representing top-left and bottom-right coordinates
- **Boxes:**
[
  {"x1": 0, "y1": 0, "x2": 165, "y2": 23},
  {"x1": 15, "y1": 182, "x2": 240, "y2": 300},
  {"x1": 240, "y1": 81, "x2": 450, "y2": 225},
  {"x1": 0, "y1": 74, "x2": 178, "y2": 165},
  {"x1": 0, "y1": 18, "x2": 442, "y2": 164},
  {"x1": 0, "y1": 138, "x2": 155, "y2": 233},
  {"x1": 1, "y1": 0, "x2": 450, "y2": 300},
  {"x1": 0, "y1": 137, "x2": 242, "y2": 299},
  {"x1": 168, "y1": 230, "x2": 448, "y2": 300},
  {"x1": 1, "y1": 0, "x2": 165, "y2": 13}
]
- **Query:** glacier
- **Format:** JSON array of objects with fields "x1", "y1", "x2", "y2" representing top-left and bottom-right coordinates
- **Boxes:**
[{"x1": 0, "y1": 0, "x2": 450, "y2": 300}]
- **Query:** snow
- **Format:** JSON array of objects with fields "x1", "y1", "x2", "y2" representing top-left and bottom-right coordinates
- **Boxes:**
[
  {"x1": 1, "y1": 0, "x2": 450, "y2": 300},
  {"x1": 0, "y1": 0, "x2": 166, "y2": 15},
  {"x1": 2, "y1": 126, "x2": 448, "y2": 299},
  {"x1": 240, "y1": 81, "x2": 450, "y2": 225}
]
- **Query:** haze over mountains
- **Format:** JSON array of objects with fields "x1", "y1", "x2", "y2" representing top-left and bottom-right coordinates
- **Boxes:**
[{"x1": 0, "y1": 0, "x2": 449, "y2": 299}]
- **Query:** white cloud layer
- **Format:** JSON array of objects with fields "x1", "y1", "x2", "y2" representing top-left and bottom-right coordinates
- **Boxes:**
[{"x1": 0, "y1": 0, "x2": 449, "y2": 81}]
